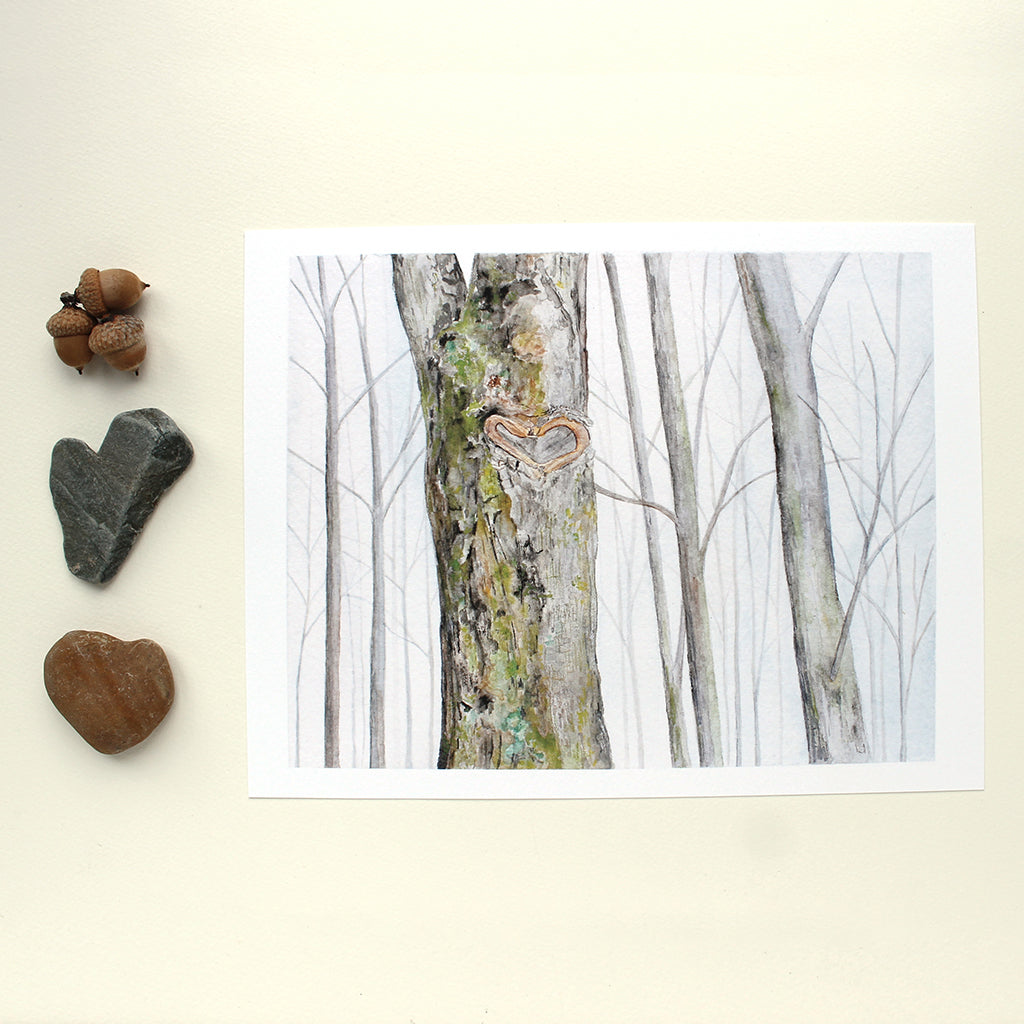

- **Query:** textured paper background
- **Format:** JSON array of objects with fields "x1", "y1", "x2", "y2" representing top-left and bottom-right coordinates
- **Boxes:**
[{"x1": 1, "y1": 2, "x2": 1018, "y2": 1021}]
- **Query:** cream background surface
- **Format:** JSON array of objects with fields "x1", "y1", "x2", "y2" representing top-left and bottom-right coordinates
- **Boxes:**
[{"x1": 0, "y1": 2, "x2": 1018, "y2": 1022}]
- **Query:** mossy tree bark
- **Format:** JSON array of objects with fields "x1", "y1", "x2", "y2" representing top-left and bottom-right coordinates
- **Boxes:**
[
  {"x1": 393, "y1": 253, "x2": 612, "y2": 768},
  {"x1": 735, "y1": 253, "x2": 870, "y2": 763}
]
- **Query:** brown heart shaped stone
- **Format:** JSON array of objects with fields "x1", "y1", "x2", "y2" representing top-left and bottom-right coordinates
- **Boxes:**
[{"x1": 43, "y1": 630, "x2": 174, "y2": 754}]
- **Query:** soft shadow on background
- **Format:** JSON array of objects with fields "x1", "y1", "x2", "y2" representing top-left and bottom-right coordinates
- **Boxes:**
[{"x1": 0, "y1": 1, "x2": 1019, "y2": 1021}]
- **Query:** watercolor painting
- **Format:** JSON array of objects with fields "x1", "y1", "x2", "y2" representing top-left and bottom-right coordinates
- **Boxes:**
[{"x1": 245, "y1": 224, "x2": 982, "y2": 798}]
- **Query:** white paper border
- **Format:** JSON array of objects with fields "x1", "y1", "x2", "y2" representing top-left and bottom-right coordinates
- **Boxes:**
[{"x1": 245, "y1": 223, "x2": 982, "y2": 799}]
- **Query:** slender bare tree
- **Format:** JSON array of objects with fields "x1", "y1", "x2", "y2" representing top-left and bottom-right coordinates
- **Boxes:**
[
  {"x1": 644, "y1": 253, "x2": 724, "y2": 766},
  {"x1": 289, "y1": 256, "x2": 347, "y2": 766},
  {"x1": 287, "y1": 456, "x2": 326, "y2": 765},
  {"x1": 815, "y1": 254, "x2": 936, "y2": 760},
  {"x1": 603, "y1": 253, "x2": 690, "y2": 767},
  {"x1": 337, "y1": 259, "x2": 387, "y2": 767},
  {"x1": 291, "y1": 257, "x2": 418, "y2": 767},
  {"x1": 735, "y1": 253, "x2": 870, "y2": 763}
]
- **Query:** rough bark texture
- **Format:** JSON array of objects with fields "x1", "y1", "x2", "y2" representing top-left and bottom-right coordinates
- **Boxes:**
[
  {"x1": 735, "y1": 253, "x2": 869, "y2": 763},
  {"x1": 644, "y1": 253, "x2": 724, "y2": 767},
  {"x1": 393, "y1": 253, "x2": 612, "y2": 768}
]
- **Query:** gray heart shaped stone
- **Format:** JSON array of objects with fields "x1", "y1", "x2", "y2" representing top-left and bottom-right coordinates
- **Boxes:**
[{"x1": 50, "y1": 408, "x2": 194, "y2": 583}]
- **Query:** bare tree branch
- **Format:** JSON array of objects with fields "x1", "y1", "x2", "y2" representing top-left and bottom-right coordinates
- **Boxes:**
[{"x1": 802, "y1": 254, "x2": 847, "y2": 343}]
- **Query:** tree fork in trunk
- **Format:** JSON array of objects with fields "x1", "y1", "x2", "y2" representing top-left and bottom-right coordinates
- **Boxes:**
[
  {"x1": 603, "y1": 254, "x2": 690, "y2": 768},
  {"x1": 734, "y1": 253, "x2": 869, "y2": 763},
  {"x1": 644, "y1": 253, "x2": 724, "y2": 767}
]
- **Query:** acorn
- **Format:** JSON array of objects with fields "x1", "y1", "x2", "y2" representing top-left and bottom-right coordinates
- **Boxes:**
[
  {"x1": 88, "y1": 313, "x2": 147, "y2": 372},
  {"x1": 75, "y1": 268, "x2": 149, "y2": 317},
  {"x1": 46, "y1": 293, "x2": 97, "y2": 373}
]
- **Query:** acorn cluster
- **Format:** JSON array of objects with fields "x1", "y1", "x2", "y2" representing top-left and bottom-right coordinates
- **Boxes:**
[{"x1": 45, "y1": 268, "x2": 149, "y2": 373}]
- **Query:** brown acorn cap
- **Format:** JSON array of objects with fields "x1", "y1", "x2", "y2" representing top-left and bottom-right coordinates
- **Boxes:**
[
  {"x1": 47, "y1": 299, "x2": 97, "y2": 371},
  {"x1": 88, "y1": 313, "x2": 144, "y2": 354},
  {"x1": 46, "y1": 304, "x2": 96, "y2": 338},
  {"x1": 88, "y1": 314, "x2": 146, "y2": 371},
  {"x1": 75, "y1": 268, "x2": 106, "y2": 316},
  {"x1": 75, "y1": 268, "x2": 149, "y2": 317}
]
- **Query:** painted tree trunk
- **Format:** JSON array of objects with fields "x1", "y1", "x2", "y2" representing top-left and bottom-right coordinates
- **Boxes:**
[
  {"x1": 603, "y1": 254, "x2": 690, "y2": 768},
  {"x1": 734, "y1": 253, "x2": 869, "y2": 763},
  {"x1": 393, "y1": 253, "x2": 612, "y2": 769},
  {"x1": 644, "y1": 253, "x2": 724, "y2": 767},
  {"x1": 355, "y1": 297, "x2": 387, "y2": 769},
  {"x1": 318, "y1": 258, "x2": 343, "y2": 768}
]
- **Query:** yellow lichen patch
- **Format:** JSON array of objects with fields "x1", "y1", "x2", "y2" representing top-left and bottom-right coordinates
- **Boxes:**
[{"x1": 511, "y1": 325, "x2": 546, "y2": 363}]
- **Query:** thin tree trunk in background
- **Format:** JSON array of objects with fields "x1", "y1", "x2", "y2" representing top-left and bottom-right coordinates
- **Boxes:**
[
  {"x1": 603, "y1": 254, "x2": 690, "y2": 768},
  {"x1": 848, "y1": 305, "x2": 882, "y2": 757},
  {"x1": 348, "y1": 264, "x2": 387, "y2": 768},
  {"x1": 752, "y1": 503, "x2": 776, "y2": 766},
  {"x1": 644, "y1": 253, "x2": 724, "y2": 767},
  {"x1": 620, "y1": 516, "x2": 646, "y2": 767},
  {"x1": 867, "y1": 604, "x2": 882, "y2": 757},
  {"x1": 346, "y1": 445, "x2": 366, "y2": 767},
  {"x1": 290, "y1": 461, "x2": 318, "y2": 765},
  {"x1": 776, "y1": 598, "x2": 785, "y2": 764},
  {"x1": 735, "y1": 253, "x2": 869, "y2": 763},
  {"x1": 393, "y1": 253, "x2": 612, "y2": 769},
  {"x1": 614, "y1": 547, "x2": 633, "y2": 767},
  {"x1": 318, "y1": 258, "x2": 343, "y2": 768},
  {"x1": 888, "y1": 255, "x2": 909, "y2": 761},
  {"x1": 732, "y1": 509, "x2": 742, "y2": 765},
  {"x1": 400, "y1": 501, "x2": 413, "y2": 768}
]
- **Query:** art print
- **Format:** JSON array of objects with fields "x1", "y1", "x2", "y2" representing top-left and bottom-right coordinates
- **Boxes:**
[{"x1": 245, "y1": 224, "x2": 982, "y2": 798}]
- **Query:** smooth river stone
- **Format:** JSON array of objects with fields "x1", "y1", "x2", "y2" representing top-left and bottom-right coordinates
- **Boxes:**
[
  {"x1": 44, "y1": 630, "x2": 175, "y2": 754},
  {"x1": 50, "y1": 408, "x2": 194, "y2": 584}
]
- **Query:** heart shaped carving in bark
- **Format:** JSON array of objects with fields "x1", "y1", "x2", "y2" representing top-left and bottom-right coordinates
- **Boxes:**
[{"x1": 484, "y1": 413, "x2": 591, "y2": 474}]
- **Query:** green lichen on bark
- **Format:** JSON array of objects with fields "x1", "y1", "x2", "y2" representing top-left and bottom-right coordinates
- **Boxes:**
[{"x1": 396, "y1": 253, "x2": 611, "y2": 769}]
